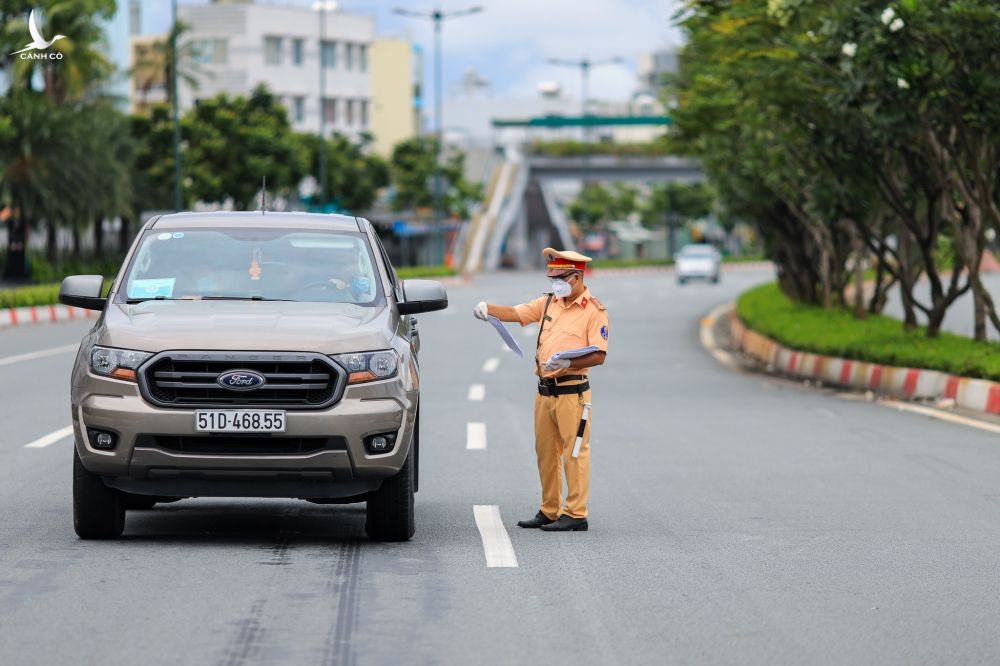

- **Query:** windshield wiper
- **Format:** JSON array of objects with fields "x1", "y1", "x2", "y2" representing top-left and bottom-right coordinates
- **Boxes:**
[
  {"x1": 125, "y1": 296, "x2": 192, "y2": 304},
  {"x1": 200, "y1": 295, "x2": 296, "y2": 302}
]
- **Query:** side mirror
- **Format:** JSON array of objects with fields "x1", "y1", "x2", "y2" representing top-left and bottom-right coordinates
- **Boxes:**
[
  {"x1": 59, "y1": 275, "x2": 106, "y2": 311},
  {"x1": 398, "y1": 279, "x2": 448, "y2": 315}
]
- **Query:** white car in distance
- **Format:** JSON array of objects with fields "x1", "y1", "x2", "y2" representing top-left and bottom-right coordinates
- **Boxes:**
[{"x1": 675, "y1": 244, "x2": 721, "y2": 284}]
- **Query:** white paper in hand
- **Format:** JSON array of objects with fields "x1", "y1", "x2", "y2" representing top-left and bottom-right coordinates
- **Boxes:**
[
  {"x1": 550, "y1": 345, "x2": 600, "y2": 361},
  {"x1": 487, "y1": 316, "x2": 523, "y2": 357}
]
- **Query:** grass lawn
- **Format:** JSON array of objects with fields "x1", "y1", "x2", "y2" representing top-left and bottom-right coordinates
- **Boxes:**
[{"x1": 737, "y1": 282, "x2": 1000, "y2": 382}]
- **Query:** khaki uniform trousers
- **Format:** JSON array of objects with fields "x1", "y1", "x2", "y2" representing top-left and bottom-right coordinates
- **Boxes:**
[{"x1": 533, "y1": 388, "x2": 591, "y2": 520}]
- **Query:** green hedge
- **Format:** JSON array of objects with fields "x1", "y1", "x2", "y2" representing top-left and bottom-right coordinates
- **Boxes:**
[
  {"x1": 737, "y1": 282, "x2": 1000, "y2": 382},
  {"x1": 0, "y1": 279, "x2": 112, "y2": 309},
  {"x1": 394, "y1": 265, "x2": 457, "y2": 279},
  {"x1": 591, "y1": 257, "x2": 674, "y2": 269}
]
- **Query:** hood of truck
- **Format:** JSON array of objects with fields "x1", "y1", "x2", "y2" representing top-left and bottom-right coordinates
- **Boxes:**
[{"x1": 97, "y1": 300, "x2": 395, "y2": 354}]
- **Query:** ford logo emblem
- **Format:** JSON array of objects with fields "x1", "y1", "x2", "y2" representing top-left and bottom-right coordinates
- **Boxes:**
[{"x1": 216, "y1": 370, "x2": 266, "y2": 391}]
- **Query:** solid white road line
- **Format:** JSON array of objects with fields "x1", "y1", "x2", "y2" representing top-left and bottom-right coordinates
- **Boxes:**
[
  {"x1": 24, "y1": 425, "x2": 74, "y2": 449},
  {"x1": 0, "y1": 343, "x2": 78, "y2": 368},
  {"x1": 878, "y1": 400, "x2": 1000, "y2": 435},
  {"x1": 468, "y1": 384, "x2": 485, "y2": 401},
  {"x1": 473, "y1": 505, "x2": 519, "y2": 568},
  {"x1": 466, "y1": 422, "x2": 487, "y2": 450},
  {"x1": 482, "y1": 358, "x2": 500, "y2": 373}
]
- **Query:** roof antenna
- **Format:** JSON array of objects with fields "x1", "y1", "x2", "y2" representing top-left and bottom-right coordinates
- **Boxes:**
[{"x1": 260, "y1": 176, "x2": 267, "y2": 214}]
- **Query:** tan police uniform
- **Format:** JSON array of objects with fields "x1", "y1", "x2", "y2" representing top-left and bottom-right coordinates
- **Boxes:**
[{"x1": 513, "y1": 248, "x2": 609, "y2": 520}]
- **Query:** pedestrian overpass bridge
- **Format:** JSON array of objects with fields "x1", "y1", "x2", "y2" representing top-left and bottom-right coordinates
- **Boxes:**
[{"x1": 456, "y1": 115, "x2": 703, "y2": 273}]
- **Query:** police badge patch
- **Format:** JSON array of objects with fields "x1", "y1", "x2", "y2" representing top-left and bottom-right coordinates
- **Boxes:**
[{"x1": 600, "y1": 325, "x2": 608, "y2": 340}]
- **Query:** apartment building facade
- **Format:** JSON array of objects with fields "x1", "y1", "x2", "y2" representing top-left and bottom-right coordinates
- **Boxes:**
[{"x1": 177, "y1": 1, "x2": 374, "y2": 139}]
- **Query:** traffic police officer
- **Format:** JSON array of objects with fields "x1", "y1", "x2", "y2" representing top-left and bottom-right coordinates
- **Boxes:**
[{"x1": 473, "y1": 248, "x2": 609, "y2": 532}]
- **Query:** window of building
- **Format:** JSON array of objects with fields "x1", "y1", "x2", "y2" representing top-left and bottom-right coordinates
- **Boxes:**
[
  {"x1": 358, "y1": 44, "x2": 368, "y2": 72},
  {"x1": 292, "y1": 38, "x2": 304, "y2": 66},
  {"x1": 345, "y1": 99, "x2": 354, "y2": 125},
  {"x1": 345, "y1": 43, "x2": 354, "y2": 70},
  {"x1": 323, "y1": 98, "x2": 338, "y2": 124},
  {"x1": 292, "y1": 96, "x2": 305, "y2": 123},
  {"x1": 264, "y1": 36, "x2": 283, "y2": 65},
  {"x1": 321, "y1": 40, "x2": 337, "y2": 68},
  {"x1": 360, "y1": 100, "x2": 368, "y2": 128},
  {"x1": 191, "y1": 39, "x2": 228, "y2": 65}
]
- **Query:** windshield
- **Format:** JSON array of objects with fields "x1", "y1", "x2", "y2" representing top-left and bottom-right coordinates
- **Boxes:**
[
  {"x1": 119, "y1": 228, "x2": 384, "y2": 305},
  {"x1": 680, "y1": 246, "x2": 716, "y2": 258}
]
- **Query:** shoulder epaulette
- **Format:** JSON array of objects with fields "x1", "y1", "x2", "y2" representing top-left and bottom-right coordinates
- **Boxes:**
[{"x1": 590, "y1": 296, "x2": 606, "y2": 311}]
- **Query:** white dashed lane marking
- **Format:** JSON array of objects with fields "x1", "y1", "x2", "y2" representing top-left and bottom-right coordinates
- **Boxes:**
[
  {"x1": 468, "y1": 384, "x2": 485, "y2": 401},
  {"x1": 25, "y1": 425, "x2": 74, "y2": 449},
  {"x1": 0, "y1": 344, "x2": 78, "y2": 368},
  {"x1": 466, "y1": 422, "x2": 487, "y2": 450},
  {"x1": 473, "y1": 505, "x2": 519, "y2": 568},
  {"x1": 482, "y1": 358, "x2": 499, "y2": 373}
]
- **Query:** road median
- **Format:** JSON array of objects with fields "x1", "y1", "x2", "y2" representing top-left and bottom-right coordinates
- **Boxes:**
[{"x1": 722, "y1": 283, "x2": 1000, "y2": 417}]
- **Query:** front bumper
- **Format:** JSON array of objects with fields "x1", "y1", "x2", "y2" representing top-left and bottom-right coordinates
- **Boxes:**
[{"x1": 71, "y1": 373, "x2": 417, "y2": 499}]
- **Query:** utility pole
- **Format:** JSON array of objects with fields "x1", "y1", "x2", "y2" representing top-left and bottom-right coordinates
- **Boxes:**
[
  {"x1": 171, "y1": 0, "x2": 182, "y2": 211},
  {"x1": 394, "y1": 6, "x2": 483, "y2": 261},
  {"x1": 313, "y1": 1, "x2": 337, "y2": 210}
]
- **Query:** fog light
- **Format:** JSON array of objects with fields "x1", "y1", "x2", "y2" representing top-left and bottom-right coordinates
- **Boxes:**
[
  {"x1": 88, "y1": 429, "x2": 117, "y2": 450},
  {"x1": 364, "y1": 432, "x2": 396, "y2": 455}
]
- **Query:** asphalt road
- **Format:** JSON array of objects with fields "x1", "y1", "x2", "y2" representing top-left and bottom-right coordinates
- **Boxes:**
[{"x1": 2, "y1": 267, "x2": 1000, "y2": 665}]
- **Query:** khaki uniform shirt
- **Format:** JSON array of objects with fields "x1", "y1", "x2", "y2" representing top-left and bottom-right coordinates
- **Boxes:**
[{"x1": 514, "y1": 287, "x2": 609, "y2": 379}]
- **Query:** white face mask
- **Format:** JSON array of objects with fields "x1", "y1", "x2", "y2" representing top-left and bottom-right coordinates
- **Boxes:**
[{"x1": 550, "y1": 277, "x2": 573, "y2": 298}]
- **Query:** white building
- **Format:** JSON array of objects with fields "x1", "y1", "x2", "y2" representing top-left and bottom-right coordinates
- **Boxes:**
[{"x1": 177, "y1": 0, "x2": 374, "y2": 139}]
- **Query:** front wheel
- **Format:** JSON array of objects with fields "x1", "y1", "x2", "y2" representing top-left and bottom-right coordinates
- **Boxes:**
[
  {"x1": 365, "y1": 451, "x2": 415, "y2": 542},
  {"x1": 73, "y1": 447, "x2": 125, "y2": 539}
]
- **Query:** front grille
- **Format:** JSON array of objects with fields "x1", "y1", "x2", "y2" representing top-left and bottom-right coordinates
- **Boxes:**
[
  {"x1": 139, "y1": 352, "x2": 345, "y2": 409},
  {"x1": 135, "y1": 434, "x2": 348, "y2": 456}
]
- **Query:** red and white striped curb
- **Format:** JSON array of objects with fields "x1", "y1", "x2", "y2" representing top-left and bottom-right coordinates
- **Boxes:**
[
  {"x1": 0, "y1": 304, "x2": 98, "y2": 329},
  {"x1": 729, "y1": 313, "x2": 1000, "y2": 417}
]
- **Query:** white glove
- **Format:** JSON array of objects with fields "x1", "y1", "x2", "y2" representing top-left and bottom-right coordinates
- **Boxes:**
[
  {"x1": 544, "y1": 357, "x2": 572, "y2": 371},
  {"x1": 473, "y1": 301, "x2": 489, "y2": 321}
]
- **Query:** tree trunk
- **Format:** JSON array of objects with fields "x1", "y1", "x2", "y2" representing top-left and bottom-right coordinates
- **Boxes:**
[
  {"x1": 852, "y1": 234, "x2": 865, "y2": 319},
  {"x1": 71, "y1": 226, "x2": 81, "y2": 259},
  {"x1": 3, "y1": 213, "x2": 28, "y2": 281},
  {"x1": 93, "y1": 217, "x2": 105, "y2": 257},
  {"x1": 119, "y1": 216, "x2": 133, "y2": 253},
  {"x1": 46, "y1": 221, "x2": 58, "y2": 264}
]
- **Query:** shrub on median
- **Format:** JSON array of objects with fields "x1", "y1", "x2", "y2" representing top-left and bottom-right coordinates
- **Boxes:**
[
  {"x1": 737, "y1": 283, "x2": 1000, "y2": 382},
  {"x1": 0, "y1": 280, "x2": 111, "y2": 309}
]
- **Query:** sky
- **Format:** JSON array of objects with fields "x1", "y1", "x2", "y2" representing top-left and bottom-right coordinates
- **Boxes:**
[{"x1": 148, "y1": 0, "x2": 683, "y2": 104}]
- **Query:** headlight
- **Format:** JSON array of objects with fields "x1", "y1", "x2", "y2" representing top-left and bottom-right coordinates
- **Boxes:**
[
  {"x1": 333, "y1": 351, "x2": 399, "y2": 384},
  {"x1": 90, "y1": 346, "x2": 152, "y2": 382}
]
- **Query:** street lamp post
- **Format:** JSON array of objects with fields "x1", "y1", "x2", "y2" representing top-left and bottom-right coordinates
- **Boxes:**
[
  {"x1": 171, "y1": 0, "x2": 182, "y2": 211},
  {"x1": 313, "y1": 1, "x2": 338, "y2": 210},
  {"x1": 393, "y1": 6, "x2": 482, "y2": 239},
  {"x1": 547, "y1": 56, "x2": 623, "y2": 143}
]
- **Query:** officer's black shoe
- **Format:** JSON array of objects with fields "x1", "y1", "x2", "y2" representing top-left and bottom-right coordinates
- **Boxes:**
[
  {"x1": 539, "y1": 515, "x2": 589, "y2": 532},
  {"x1": 517, "y1": 511, "x2": 555, "y2": 528}
]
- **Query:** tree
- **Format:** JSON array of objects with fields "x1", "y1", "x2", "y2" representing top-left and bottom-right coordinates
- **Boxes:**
[
  {"x1": 181, "y1": 85, "x2": 308, "y2": 209},
  {"x1": 389, "y1": 136, "x2": 482, "y2": 218},
  {"x1": 299, "y1": 131, "x2": 388, "y2": 213},
  {"x1": 1, "y1": 0, "x2": 116, "y2": 105},
  {"x1": 130, "y1": 20, "x2": 208, "y2": 110}
]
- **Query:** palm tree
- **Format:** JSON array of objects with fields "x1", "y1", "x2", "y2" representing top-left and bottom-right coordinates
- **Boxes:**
[
  {"x1": 0, "y1": 92, "x2": 79, "y2": 279},
  {"x1": 2, "y1": 0, "x2": 116, "y2": 105},
  {"x1": 130, "y1": 20, "x2": 209, "y2": 111}
]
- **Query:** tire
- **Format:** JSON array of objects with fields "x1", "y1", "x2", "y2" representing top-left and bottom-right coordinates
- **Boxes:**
[
  {"x1": 73, "y1": 446, "x2": 125, "y2": 539},
  {"x1": 125, "y1": 495, "x2": 157, "y2": 510},
  {"x1": 365, "y1": 449, "x2": 415, "y2": 542},
  {"x1": 677, "y1": 277, "x2": 687, "y2": 285},
  {"x1": 711, "y1": 275, "x2": 720, "y2": 284}
]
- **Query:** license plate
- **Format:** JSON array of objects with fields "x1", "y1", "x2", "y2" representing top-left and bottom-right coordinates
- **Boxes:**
[{"x1": 195, "y1": 410, "x2": 286, "y2": 433}]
